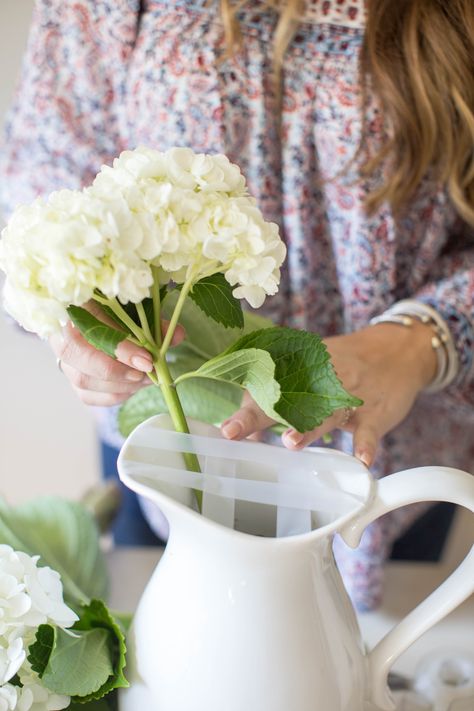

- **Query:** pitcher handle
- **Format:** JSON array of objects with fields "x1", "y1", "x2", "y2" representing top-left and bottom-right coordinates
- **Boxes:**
[{"x1": 339, "y1": 466, "x2": 474, "y2": 711}]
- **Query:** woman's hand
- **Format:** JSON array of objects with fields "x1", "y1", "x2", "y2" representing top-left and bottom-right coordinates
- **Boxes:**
[
  {"x1": 49, "y1": 302, "x2": 184, "y2": 407},
  {"x1": 221, "y1": 322, "x2": 438, "y2": 467}
]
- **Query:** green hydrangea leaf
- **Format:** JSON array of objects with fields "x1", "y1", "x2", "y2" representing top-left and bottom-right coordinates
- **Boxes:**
[
  {"x1": 68, "y1": 699, "x2": 117, "y2": 711},
  {"x1": 118, "y1": 379, "x2": 242, "y2": 438},
  {"x1": 176, "y1": 348, "x2": 286, "y2": 424},
  {"x1": 118, "y1": 299, "x2": 279, "y2": 438},
  {"x1": 224, "y1": 326, "x2": 363, "y2": 432},
  {"x1": 28, "y1": 624, "x2": 112, "y2": 697},
  {"x1": 28, "y1": 600, "x2": 128, "y2": 702},
  {"x1": 0, "y1": 497, "x2": 107, "y2": 606},
  {"x1": 71, "y1": 599, "x2": 128, "y2": 702},
  {"x1": 28, "y1": 624, "x2": 55, "y2": 677},
  {"x1": 161, "y1": 291, "x2": 270, "y2": 361},
  {"x1": 188, "y1": 273, "x2": 244, "y2": 329},
  {"x1": 67, "y1": 306, "x2": 128, "y2": 358}
]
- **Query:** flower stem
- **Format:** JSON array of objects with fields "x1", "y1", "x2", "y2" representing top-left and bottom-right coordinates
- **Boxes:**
[
  {"x1": 136, "y1": 301, "x2": 156, "y2": 350},
  {"x1": 154, "y1": 357, "x2": 203, "y2": 511},
  {"x1": 94, "y1": 295, "x2": 151, "y2": 349},
  {"x1": 159, "y1": 274, "x2": 195, "y2": 359},
  {"x1": 151, "y1": 266, "x2": 162, "y2": 347}
]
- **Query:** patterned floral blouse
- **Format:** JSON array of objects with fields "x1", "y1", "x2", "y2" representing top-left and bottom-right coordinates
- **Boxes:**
[{"x1": 1, "y1": 0, "x2": 473, "y2": 609}]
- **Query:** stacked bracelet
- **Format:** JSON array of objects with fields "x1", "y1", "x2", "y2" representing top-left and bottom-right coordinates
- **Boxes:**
[{"x1": 369, "y1": 299, "x2": 459, "y2": 393}]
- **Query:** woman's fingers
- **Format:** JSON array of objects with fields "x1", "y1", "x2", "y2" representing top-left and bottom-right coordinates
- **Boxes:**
[
  {"x1": 282, "y1": 409, "x2": 381, "y2": 468},
  {"x1": 49, "y1": 303, "x2": 186, "y2": 407},
  {"x1": 282, "y1": 407, "x2": 356, "y2": 450},
  {"x1": 221, "y1": 397, "x2": 275, "y2": 440},
  {"x1": 51, "y1": 322, "x2": 153, "y2": 379},
  {"x1": 59, "y1": 361, "x2": 150, "y2": 393},
  {"x1": 50, "y1": 320, "x2": 153, "y2": 406},
  {"x1": 162, "y1": 322, "x2": 185, "y2": 346},
  {"x1": 115, "y1": 338, "x2": 154, "y2": 373},
  {"x1": 352, "y1": 419, "x2": 380, "y2": 467},
  {"x1": 71, "y1": 388, "x2": 132, "y2": 407}
]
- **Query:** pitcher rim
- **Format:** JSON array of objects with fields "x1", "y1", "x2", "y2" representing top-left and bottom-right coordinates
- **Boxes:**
[{"x1": 117, "y1": 416, "x2": 377, "y2": 548}]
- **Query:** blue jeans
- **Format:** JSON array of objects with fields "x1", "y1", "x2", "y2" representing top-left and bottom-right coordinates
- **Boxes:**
[{"x1": 101, "y1": 441, "x2": 164, "y2": 546}]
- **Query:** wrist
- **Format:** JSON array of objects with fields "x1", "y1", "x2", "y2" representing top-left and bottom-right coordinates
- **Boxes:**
[
  {"x1": 367, "y1": 321, "x2": 437, "y2": 391},
  {"x1": 369, "y1": 300, "x2": 459, "y2": 393},
  {"x1": 407, "y1": 320, "x2": 439, "y2": 390}
]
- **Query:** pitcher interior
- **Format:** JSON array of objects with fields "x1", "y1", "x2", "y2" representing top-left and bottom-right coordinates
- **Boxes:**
[{"x1": 118, "y1": 415, "x2": 373, "y2": 538}]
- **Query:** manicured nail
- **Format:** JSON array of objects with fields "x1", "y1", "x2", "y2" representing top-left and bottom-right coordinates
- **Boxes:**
[
  {"x1": 125, "y1": 369, "x2": 145, "y2": 382},
  {"x1": 355, "y1": 449, "x2": 371, "y2": 467},
  {"x1": 285, "y1": 430, "x2": 304, "y2": 446},
  {"x1": 131, "y1": 355, "x2": 153, "y2": 372},
  {"x1": 222, "y1": 421, "x2": 243, "y2": 439}
]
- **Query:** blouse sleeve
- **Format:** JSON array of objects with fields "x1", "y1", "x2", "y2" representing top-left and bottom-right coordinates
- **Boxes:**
[
  {"x1": 0, "y1": 0, "x2": 140, "y2": 218},
  {"x1": 414, "y1": 221, "x2": 474, "y2": 409}
]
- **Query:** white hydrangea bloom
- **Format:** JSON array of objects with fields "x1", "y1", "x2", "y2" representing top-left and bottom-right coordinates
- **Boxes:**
[
  {"x1": 2, "y1": 281, "x2": 69, "y2": 339},
  {"x1": 0, "y1": 683, "x2": 17, "y2": 711},
  {"x1": 0, "y1": 147, "x2": 286, "y2": 337},
  {"x1": 92, "y1": 147, "x2": 286, "y2": 303},
  {"x1": 0, "y1": 630, "x2": 26, "y2": 688},
  {"x1": 0, "y1": 188, "x2": 152, "y2": 335},
  {"x1": 0, "y1": 546, "x2": 77, "y2": 696},
  {"x1": 14, "y1": 552, "x2": 78, "y2": 630},
  {"x1": 0, "y1": 547, "x2": 32, "y2": 635},
  {"x1": 14, "y1": 671, "x2": 70, "y2": 711},
  {"x1": 95, "y1": 146, "x2": 246, "y2": 197}
]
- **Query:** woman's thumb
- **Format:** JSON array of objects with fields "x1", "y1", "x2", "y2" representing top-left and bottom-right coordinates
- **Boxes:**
[{"x1": 221, "y1": 398, "x2": 274, "y2": 440}]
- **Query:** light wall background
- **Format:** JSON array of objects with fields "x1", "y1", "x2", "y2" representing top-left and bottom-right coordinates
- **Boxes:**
[{"x1": 0, "y1": 1, "x2": 100, "y2": 504}]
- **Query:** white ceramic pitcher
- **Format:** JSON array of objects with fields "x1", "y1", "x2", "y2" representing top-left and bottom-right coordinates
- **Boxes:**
[{"x1": 117, "y1": 415, "x2": 474, "y2": 711}]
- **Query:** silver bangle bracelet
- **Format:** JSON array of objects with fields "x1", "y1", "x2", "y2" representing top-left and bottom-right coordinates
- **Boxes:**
[{"x1": 369, "y1": 299, "x2": 459, "y2": 393}]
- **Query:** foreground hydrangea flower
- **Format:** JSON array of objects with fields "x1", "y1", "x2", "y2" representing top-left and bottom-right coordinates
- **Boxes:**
[
  {"x1": 0, "y1": 546, "x2": 77, "y2": 710},
  {"x1": 0, "y1": 188, "x2": 153, "y2": 336},
  {"x1": 0, "y1": 147, "x2": 285, "y2": 335},
  {"x1": 0, "y1": 683, "x2": 17, "y2": 711},
  {"x1": 92, "y1": 147, "x2": 285, "y2": 307},
  {"x1": 14, "y1": 669, "x2": 69, "y2": 711}
]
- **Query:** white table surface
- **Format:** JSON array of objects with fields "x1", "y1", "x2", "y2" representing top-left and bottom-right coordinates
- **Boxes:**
[{"x1": 106, "y1": 542, "x2": 474, "y2": 679}]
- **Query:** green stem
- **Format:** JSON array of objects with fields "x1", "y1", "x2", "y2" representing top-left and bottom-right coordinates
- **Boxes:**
[
  {"x1": 159, "y1": 274, "x2": 195, "y2": 359},
  {"x1": 94, "y1": 295, "x2": 150, "y2": 348},
  {"x1": 154, "y1": 358, "x2": 203, "y2": 511},
  {"x1": 136, "y1": 302, "x2": 156, "y2": 350},
  {"x1": 151, "y1": 266, "x2": 162, "y2": 348}
]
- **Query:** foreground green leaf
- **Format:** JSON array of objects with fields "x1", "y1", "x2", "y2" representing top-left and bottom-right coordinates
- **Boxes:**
[
  {"x1": 68, "y1": 698, "x2": 117, "y2": 711},
  {"x1": 189, "y1": 273, "x2": 244, "y2": 329},
  {"x1": 225, "y1": 327, "x2": 363, "y2": 432},
  {"x1": 0, "y1": 498, "x2": 107, "y2": 605},
  {"x1": 176, "y1": 348, "x2": 286, "y2": 425},
  {"x1": 72, "y1": 599, "x2": 128, "y2": 702},
  {"x1": 67, "y1": 306, "x2": 128, "y2": 358},
  {"x1": 28, "y1": 624, "x2": 55, "y2": 676},
  {"x1": 28, "y1": 600, "x2": 128, "y2": 703},
  {"x1": 119, "y1": 379, "x2": 243, "y2": 438},
  {"x1": 162, "y1": 291, "x2": 272, "y2": 361},
  {"x1": 29, "y1": 624, "x2": 112, "y2": 697}
]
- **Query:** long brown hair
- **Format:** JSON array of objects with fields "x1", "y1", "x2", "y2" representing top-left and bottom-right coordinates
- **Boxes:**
[{"x1": 220, "y1": 0, "x2": 474, "y2": 225}]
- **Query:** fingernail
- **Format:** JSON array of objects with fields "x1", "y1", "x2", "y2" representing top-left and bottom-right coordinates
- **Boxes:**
[
  {"x1": 125, "y1": 369, "x2": 145, "y2": 382},
  {"x1": 355, "y1": 449, "x2": 371, "y2": 467},
  {"x1": 285, "y1": 430, "x2": 304, "y2": 446},
  {"x1": 131, "y1": 355, "x2": 153, "y2": 372},
  {"x1": 222, "y1": 421, "x2": 243, "y2": 439}
]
